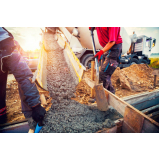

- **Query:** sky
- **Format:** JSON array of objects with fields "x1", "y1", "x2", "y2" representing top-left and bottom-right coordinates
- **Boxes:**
[
  {"x1": 5, "y1": 27, "x2": 159, "y2": 53},
  {"x1": 5, "y1": 27, "x2": 45, "y2": 51},
  {"x1": 124, "y1": 27, "x2": 159, "y2": 53}
]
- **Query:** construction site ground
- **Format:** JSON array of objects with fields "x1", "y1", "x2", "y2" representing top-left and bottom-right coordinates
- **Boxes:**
[
  {"x1": 4, "y1": 32, "x2": 159, "y2": 133},
  {"x1": 6, "y1": 64, "x2": 159, "y2": 124}
]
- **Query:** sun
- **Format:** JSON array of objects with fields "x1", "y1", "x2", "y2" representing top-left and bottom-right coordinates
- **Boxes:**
[{"x1": 23, "y1": 35, "x2": 41, "y2": 51}]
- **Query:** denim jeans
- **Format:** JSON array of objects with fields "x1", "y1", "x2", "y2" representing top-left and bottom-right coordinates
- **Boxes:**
[{"x1": 0, "y1": 49, "x2": 40, "y2": 118}]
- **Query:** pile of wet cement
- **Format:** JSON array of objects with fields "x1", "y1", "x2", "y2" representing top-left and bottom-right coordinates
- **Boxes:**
[
  {"x1": 40, "y1": 100, "x2": 119, "y2": 133},
  {"x1": 40, "y1": 32, "x2": 121, "y2": 133}
]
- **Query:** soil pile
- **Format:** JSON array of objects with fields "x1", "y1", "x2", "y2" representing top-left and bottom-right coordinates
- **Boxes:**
[
  {"x1": 40, "y1": 32, "x2": 121, "y2": 133},
  {"x1": 71, "y1": 79, "x2": 91, "y2": 104},
  {"x1": 6, "y1": 80, "x2": 24, "y2": 122},
  {"x1": 111, "y1": 64, "x2": 159, "y2": 97},
  {"x1": 76, "y1": 64, "x2": 159, "y2": 102}
]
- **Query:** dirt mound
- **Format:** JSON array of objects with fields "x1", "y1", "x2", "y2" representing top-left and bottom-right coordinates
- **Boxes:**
[
  {"x1": 73, "y1": 64, "x2": 159, "y2": 103},
  {"x1": 71, "y1": 80, "x2": 91, "y2": 104},
  {"x1": 6, "y1": 80, "x2": 24, "y2": 122},
  {"x1": 112, "y1": 64, "x2": 157, "y2": 91}
]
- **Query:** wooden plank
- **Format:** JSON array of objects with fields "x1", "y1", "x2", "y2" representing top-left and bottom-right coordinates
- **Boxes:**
[
  {"x1": 122, "y1": 106, "x2": 144, "y2": 133},
  {"x1": 104, "y1": 88, "x2": 127, "y2": 116},
  {"x1": 84, "y1": 77, "x2": 96, "y2": 89},
  {"x1": 142, "y1": 119, "x2": 159, "y2": 133},
  {"x1": 104, "y1": 88, "x2": 159, "y2": 127}
]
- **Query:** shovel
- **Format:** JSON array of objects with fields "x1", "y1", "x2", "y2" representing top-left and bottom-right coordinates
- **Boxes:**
[{"x1": 90, "y1": 28, "x2": 108, "y2": 111}]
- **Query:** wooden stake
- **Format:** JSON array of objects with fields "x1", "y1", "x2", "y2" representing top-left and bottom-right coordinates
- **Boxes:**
[
  {"x1": 154, "y1": 75, "x2": 157, "y2": 88},
  {"x1": 91, "y1": 61, "x2": 95, "y2": 98},
  {"x1": 152, "y1": 70, "x2": 159, "y2": 88}
]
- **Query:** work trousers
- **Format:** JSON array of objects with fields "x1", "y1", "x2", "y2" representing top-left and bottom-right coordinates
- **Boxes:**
[
  {"x1": 99, "y1": 43, "x2": 122, "y2": 94},
  {"x1": 0, "y1": 49, "x2": 40, "y2": 120}
]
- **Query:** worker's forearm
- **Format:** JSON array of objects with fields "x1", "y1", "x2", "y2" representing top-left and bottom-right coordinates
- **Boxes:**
[{"x1": 102, "y1": 41, "x2": 115, "y2": 53}]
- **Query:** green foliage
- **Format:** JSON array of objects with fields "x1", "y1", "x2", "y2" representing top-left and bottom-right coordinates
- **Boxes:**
[{"x1": 149, "y1": 58, "x2": 159, "y2": 68}]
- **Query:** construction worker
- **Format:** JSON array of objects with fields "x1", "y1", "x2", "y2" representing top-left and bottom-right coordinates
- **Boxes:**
[
  {"x1": 90, "y1": 27, "x2": 122, "y2": 94},
  {"x1": 127, "y1": 31, "x2": 137, "y2": 54},
  {"x1": 0, "y1": 27, "x2": 46, "y2": 129}
]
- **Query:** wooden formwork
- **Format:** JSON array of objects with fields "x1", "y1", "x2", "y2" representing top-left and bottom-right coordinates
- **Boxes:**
[{"x1": 85, "y1": 78, "x2": 159, "y2": 133}]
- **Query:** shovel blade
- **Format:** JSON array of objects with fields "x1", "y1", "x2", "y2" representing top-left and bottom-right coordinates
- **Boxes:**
[{"x1": 94, "y1": 83, "x2": 109, "y2": 111}]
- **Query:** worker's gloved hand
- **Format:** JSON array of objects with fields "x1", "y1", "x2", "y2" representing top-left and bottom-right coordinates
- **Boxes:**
[
  {"x1": 32, "y1": 104, "x2": 46, "y2": 124},
  {"x1": 89, "y1": 27, "x2": 95, "y2": 31},
  {"x1": 94, "y1": 50, "x2": 104, "y2": 62}
]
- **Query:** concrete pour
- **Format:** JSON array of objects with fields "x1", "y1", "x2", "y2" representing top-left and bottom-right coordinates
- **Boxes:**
[{"x1": 40, "y1": 31, "x2": 122, "y2": 133}]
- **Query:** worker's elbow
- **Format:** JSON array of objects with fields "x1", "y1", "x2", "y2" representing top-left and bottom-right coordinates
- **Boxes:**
[
  {"x1": 111, "y1": 41, "x2": 115, "y2": 45},
  {"x1": 108, "y1": 41, "x2": 115, "y2": 47}
]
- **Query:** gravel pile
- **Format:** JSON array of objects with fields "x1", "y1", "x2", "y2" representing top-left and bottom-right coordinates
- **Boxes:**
[{"x1": 40, "y1": 31, "x2": 121, "y2": 133}]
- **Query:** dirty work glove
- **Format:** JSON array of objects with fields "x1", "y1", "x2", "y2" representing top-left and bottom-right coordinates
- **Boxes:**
[
  {"x1": 89, "y1": 27, "x2": 95, "y2": 31},
  {"x1": 94, "y1": 50, "x2": 104, "y2": 62},
  {"x1": 32, "y1": 104, "x2": 46, "y2": 124}
]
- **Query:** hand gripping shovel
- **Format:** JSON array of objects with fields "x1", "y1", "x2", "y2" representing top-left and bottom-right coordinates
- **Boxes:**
[{"x1": 90, "y1": 28, "x2": 108, "y2": 111}]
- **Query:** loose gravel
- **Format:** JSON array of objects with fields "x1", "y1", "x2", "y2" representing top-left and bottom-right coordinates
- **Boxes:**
[{"x1": 40, "y1": 31, "x2": 122, "y2": 133}]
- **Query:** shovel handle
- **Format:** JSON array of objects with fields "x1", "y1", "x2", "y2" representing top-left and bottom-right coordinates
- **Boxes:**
[{"x1": 90, "y1": 30, "x2": 99, "y2": 84}]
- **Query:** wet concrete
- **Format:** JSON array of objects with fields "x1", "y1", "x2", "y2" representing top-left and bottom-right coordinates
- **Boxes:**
[
  {"x1": 41, "y1": 100, "x2": 120, "y2": 133},
  {"x1": 40, "y1": 32, "x2": 122, "y2": 133}
]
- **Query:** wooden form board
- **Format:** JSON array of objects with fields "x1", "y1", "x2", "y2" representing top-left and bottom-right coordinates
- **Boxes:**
[{"x1": 84, "y1": 77, "x2": 159, "y2": 133}]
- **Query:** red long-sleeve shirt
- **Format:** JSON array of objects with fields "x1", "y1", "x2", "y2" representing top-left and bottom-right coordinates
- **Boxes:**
[{"x1": 96, "y1": 27, "x2": 123, "y2": 47}]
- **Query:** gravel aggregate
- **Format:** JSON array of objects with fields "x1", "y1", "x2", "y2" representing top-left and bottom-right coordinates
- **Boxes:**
[{"x1": 40, "y1": 32, "x2": 122, "y2": 133}]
